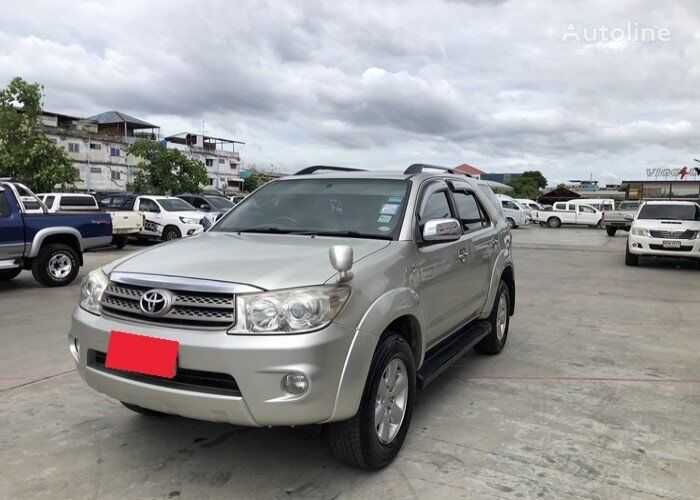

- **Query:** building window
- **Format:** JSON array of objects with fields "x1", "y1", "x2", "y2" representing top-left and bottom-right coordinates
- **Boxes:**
[
  {"x1": 209, "y1": 178, "x2": 215, "y2": 185},
  {"x1": 219, "y1": 158, "x2": 226, "y2": 164},
  {"x1": 90, "y1": 143, "x2": 101, "y2": 150},
  {"x1": 50, "y1": 138, "x2": 58, "y2": 145},
  {"x1": 68, "y1": 143, "x2": 80, "y2": 153},
  {"x1": 111, "y1": 170, "x2": 121, "y2": 181},
  {"x1": 110, "y1": 147, "x2": 120, "y2": 157},
  {"x1": 205, "y1": 159, "x2": 214, "y2": 167},
  {"x1": 90, "y1": 167, "x2": 102, "y2": 174}
]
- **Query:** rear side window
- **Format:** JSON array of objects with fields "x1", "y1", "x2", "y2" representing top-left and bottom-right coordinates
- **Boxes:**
[
  {"x1": 139, "y1": 199, "x2": 160, "y2": 213},
  {"x1": 420, "y1": 191, "x2": 451, "y2": 222},
  {"x1": 44, "y1": 196, "x2": 55, "y2": 208},
  {"x1": 60, "y1": 195, "x2": 97, "y2": 208},
  {"x1": 578, "y1": 205, "x2": 595, "y2": 213},
  {"x1": 501, "y1": 200, "x2": 519, "y2": 210},
  {"x1": 453, "y1": 192, "x2": 489, "y2": 232},
  {"x1": 0, "y1": 192, "x2": 10, "y2": 218}
]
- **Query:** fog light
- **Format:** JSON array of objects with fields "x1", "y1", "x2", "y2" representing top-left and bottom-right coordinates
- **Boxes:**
[
  {"x1": 187, "y1": 229, "x2": 197, "y2": 236},
  {"x1": 69, "y1": 336, "x2": 80, "y2": 363},
  {"x1": 281, "y1": 373, "x2": 309, "y2": 396}
]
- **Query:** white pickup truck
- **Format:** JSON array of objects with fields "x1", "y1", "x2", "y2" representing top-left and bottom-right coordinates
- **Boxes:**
[
  {"x1": 39, "y1": 193, "x2": 144, "y2": 249},
  {"x1": 532, "y1": 202, "x2": 603, "y2": 228},
  {"x1": 100, "y1": 195, "x2": 206, "y2": 242}
]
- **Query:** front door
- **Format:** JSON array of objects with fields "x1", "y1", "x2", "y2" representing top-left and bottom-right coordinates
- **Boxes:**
[
  {"x1": 414, "y1": 180, "x2": 471, "y2": 346},
  {"x1": 0, "y1": 189, "x2": 25, "y2": 261},
  {"x1": 577, "y1": 205, "x2": 598, "y2": 224}
]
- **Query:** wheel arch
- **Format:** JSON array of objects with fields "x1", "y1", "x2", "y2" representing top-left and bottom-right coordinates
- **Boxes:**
[{"x1": 29, "y1": 228, "x2": 83, "y2": 266}]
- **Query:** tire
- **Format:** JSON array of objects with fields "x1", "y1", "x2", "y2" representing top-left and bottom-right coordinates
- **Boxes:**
[
  {"x1": 121, "y1": 402, "x2": 168, "y2": 417},
  {"x1": 506, "y1": 218, "x2": 515, "y2": 229},
  {"x1": 31, "y1": 244, "x2": 80, "y2": 287},
  {"x1": 625, "y1": 242, "x2": 639, "y2": 266},
  {"x1": 161, "y1": 226, "x2": 181, "y2": 241},
  {"x1": 547, "y1": 217, "x2": 561, "y2": 228},
  {"x1": 113, "y1": 235, "x2": 128, "y2": 249},
  {"x1": 606, "y1": 227, "x2": 617, "y2": 236},
  {"x1": 0, "y1": 268, "x2": 22, "y2": 281},
  {"x1": 327, "y1": 334, "x2": 416, "y2": 470},
  {"x1": 475, "y1": 280, "x2": 511, "y2": 355}
]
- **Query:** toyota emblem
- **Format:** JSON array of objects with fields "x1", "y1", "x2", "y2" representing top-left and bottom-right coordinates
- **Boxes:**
[{"x1": 139, "y1": 289, "x2": 173, "y2": 317}]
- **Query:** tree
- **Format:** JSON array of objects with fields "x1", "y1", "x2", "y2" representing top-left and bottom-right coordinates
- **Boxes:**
[
  {"x1": 521, "y1": 170, "x2": 547, "y2": 189},
  {"x1": 128, "y1": 140, "x2": 208, "y2": 195},
  {"x1": 507, "y1": 177, "x2": 540, "y2": 199},
  {"x1": 242, "y1": 166, "x2": 264, "y2": 193},
  {"x1": 0, "y1": 77, "x2": 79, "y2": 192}
]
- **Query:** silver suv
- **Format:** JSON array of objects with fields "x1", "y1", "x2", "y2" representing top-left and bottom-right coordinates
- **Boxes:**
[{"x1": 71, "y1": 165, "x2": 516, "y2": 469}]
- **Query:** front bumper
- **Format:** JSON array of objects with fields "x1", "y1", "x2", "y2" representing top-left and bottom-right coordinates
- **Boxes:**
[
  {"x1": 69, "y1": 308, "x2": 377, "y2": 426},
  {"x1": 628, "y1": 234, "x2": 700, "y2": 258}
]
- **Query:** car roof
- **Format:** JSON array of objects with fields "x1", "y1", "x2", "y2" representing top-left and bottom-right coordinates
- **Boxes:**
[
  {"x1": 643, "y1": 200, "x2": 699, "y2": 205},
  {"x1": 280, "y1": 170, "x2": 482, "y2": 188}
]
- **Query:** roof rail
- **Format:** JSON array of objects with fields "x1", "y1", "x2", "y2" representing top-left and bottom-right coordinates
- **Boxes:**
[
  {"x1": 294, "y1": 165, "x2": 366, "y2": 175},
  {"x1": 403, "y1": 164, "x2": 471, "y2": 177}
]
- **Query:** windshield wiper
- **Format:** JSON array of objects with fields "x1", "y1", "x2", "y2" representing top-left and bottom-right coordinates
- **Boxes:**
[
  {"x1": 295, "y1": 230, "x2": 393, "y2": 240},
  {"x1": 234, "y1": 227, "x2": 296, "y2": 234}
]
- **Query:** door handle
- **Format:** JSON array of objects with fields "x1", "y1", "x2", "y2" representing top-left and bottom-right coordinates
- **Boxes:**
[{"x1": 458, "y1": 247, "x2": 468, "y2": 263}]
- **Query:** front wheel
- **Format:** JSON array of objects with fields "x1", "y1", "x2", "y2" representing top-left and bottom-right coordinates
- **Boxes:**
[
  {"x1": 547, "y1": 217, "x2": 561, "y2": 228},
  {"x1": 506, "y1": 218, "x2": 515, "y2": 229},
  {"x1": 0, "y1": 268, "x2": 22, "y2": 281},
  {"x1": 606, "y1": 227, "x2": 617, "y2": 236},
  {"x1": 327, "y1": 334, "x2": 415, "y2": 469},
  {"x1": 31, "y1": 244, "x2": 80, "y2": 287},
  {"x1": 625, "y1": 242, "x2": 639, "y2": 266},
  {"x1": 161, "y1": 226, "x2": 181, "y2": 241}
]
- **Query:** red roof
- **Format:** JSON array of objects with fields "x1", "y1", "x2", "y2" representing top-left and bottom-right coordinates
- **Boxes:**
[{"x1": 455, "y1": 164, "x2": 486, "y2": 176}]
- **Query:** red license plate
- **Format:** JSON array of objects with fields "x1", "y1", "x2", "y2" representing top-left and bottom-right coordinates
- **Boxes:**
[{"x1": 105, "y1": 331, "x2": 179, "y2": 378}]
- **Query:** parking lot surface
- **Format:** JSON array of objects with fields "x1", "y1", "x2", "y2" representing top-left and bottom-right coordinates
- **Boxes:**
[{"x1": 1, "y1": 227, "x2": 698, "y2": 499}]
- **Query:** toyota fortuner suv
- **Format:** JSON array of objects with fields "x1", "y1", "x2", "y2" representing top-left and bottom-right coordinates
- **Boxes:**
[{"x1": 71, "y1": 165, "x2": 516, "y2": 469}]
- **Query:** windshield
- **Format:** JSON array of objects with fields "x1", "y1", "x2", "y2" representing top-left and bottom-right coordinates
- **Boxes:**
[
  {"x1": 205, "y1": 196, "x2": 234, "y2": 209},
  {"x1": 158, "y1": 198, "x2": 196, "y2": 212},
  {"x1": 215, "y1": 178, "x2": 410, "y2": 239},
  {"x1": 638, "y1": 204, "x2": 700, "y2": 221}
]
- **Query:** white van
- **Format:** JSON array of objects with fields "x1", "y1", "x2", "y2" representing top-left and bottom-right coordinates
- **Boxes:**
[
  {"x1": 554, "y1": 198, "x2": 615, "y2": 211},
  {"x1": 496, "y1": 194, "x2": 528, "y2": 229},
  {"x1": 516, "y1": 198, "x2": 546, "y2": 211}
]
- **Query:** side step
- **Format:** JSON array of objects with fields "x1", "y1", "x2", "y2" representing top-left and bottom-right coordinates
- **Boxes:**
[{"x1": 416, "y1": 321, "x2": 491, "y2": 388}]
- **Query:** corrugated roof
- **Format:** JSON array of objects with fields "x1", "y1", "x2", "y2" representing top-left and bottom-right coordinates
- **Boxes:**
[
  {"x1": 87, "y1": 111, "x2": 157, "y2": 129},
  {"x1": 455, "y1": 163, "x2": 486, "y2": 176}
]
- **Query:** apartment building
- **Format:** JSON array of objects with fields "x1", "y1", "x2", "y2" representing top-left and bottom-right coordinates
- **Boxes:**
[
  {"x1": 42, "y1": 110, "x2": 160, "y2": 193},
  {"x1": 165, "y1": 133, "x2": 244, "y2": 193}
]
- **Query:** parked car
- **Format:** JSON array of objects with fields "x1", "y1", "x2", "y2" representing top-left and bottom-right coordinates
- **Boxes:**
[
  {"x1": 101, "y1": 194, "x2": 206, "y2": 241},
  {"x1": 228, "y1": 194, "x2": 246, "y2": 204},
  {"x1": 70, "y1": 165, "x2": 516, "y2": 469},
  {"x1": 626, "y1": 201, "x2": 700, "y2": 267},
  {"x1": 0, "y1": 180, "x2": 112, "y2": 286},
  {"x1": 602, "y1": 200, "x2": 640, "y2": 236},
  {"x1": 532, "y1": 202, "x2": 603, "y2": 228},
  {"x1": 175, "y1": 193, "x2": 235, "y2": 224},
  {"x1": 553, "y1": 198, "x2": 615, "y2": 212},
  {"x1": 41, "y1": 193, "x2": 143, "y2": 249},
  {"x1": 515, "y1": 198, "x2": 546, "y2": 211},
  {"x1": 496, "y1": 194, "x2": 528, "y2": 229}
]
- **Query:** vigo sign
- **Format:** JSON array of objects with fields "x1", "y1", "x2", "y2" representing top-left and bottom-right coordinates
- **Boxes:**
[{"x1": 646, "y1": 167, "x2": 700, "y2": 180}]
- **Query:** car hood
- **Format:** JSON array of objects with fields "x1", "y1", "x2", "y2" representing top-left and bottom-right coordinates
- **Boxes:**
[
  {"x1": 107, "y1": 231, "x2": 391, "y2": 290},
  {"x1": 166, "y1": 210, "x2": 205, "y2": 220},
  {"x1": 633, "y1": 219, "x2": 700, "y2": 231}
]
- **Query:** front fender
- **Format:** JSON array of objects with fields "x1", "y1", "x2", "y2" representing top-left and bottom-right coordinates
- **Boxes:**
[{"x1": 326, "y1": 287, "x2": 426, "y2": 422}]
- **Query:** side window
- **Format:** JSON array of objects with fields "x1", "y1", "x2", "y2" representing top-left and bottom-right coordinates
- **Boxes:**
[
  {"x1": 140, "y1": 199, "x2": 160, "y2": 213},
  {"x1": 419, "y1": 191, "x2": 452, "y2": 223},
  {"x1": 99, "y1": 196, "x2": 112, "y2": 206},
  {"x1": 44, "y1": 196, "x2": 55, "y2": 208},
  {"x1": 566, "y1": 204, "x2": 574, "y2": 211},
  {"x1": 0, "y1": 192, "x2": 11, "y2": 218},
  {"x1": 502, "y1": 200, "x2": 518, "y2": 210},
  {"x1": 579, "y1": 205, "x2": 595, "y2": 213},
  {"x1": 453, "y1": 191, "x2": 489, "y2": 231}
]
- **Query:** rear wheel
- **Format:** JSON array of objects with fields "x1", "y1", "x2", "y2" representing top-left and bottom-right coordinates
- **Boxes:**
[
  {"x1": 0, "y1": 268, "x2": 22, "y2": 281},
  {"x1": 506, "y1": 218, "x2": 515, "y2": 229},
  {"x1": 625, "y1": 242, "x2": 639, "y2": 266},
  {"x1": 606, "y1": 227, "x2": 617, "y2": 236},
  {"x1": 161, "y1": 226, "x2": 181, "y2": 241},
  {"x1": 327, "y1": 334, "x2": 415, "y2": 469},
  {"x1": 113, "y1": 235, "x2": 128, "y2": 249},
  {"x1": 547, "y1": 217, "x2": 561, "y2": 228},
  {"x1": 475, "y1": 280, "x2": 510, "y2": 354},
  {"x1": 31, "y1": 244, "x2": 80, "y2": 287}
]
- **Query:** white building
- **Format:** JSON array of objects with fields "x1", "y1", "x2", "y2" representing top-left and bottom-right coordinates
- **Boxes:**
[{"x1": 165, "y1": 133, "x2": 244, "y2": 193}]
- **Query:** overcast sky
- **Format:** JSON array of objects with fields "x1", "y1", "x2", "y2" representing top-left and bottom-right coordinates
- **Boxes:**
[{"x1": 1, "y1": 0, "x2": 698, "y2": 185}]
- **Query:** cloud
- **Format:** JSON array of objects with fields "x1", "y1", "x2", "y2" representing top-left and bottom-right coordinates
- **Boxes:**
[{"x1": 0, "y1": 0, "x2": 698, "y2": 184}]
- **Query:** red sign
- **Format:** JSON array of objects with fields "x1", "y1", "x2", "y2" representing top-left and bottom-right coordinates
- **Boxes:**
[{"x1": 105, "y1": 331, "x2": 179, "y2": 378}]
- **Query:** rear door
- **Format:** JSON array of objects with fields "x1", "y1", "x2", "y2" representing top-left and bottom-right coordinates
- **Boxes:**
[
  {"x1": 0, "y1": 187, "x2": 26, "y2": 260},
  {"x1": 576, "y1": 205, "x2": 598, "y2": 224}
]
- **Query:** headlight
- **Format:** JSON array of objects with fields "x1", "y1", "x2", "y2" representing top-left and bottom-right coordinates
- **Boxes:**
[
  {"x1": 80, "y1": 269, "x2": 108, "y2": 315},
  {"x1": 631, "y1": 227, "x2": 648, "y2": 236},
  {"x1": 229, "y1": 285, "x2": 351, "y2": 334},
  {"x1": 179, "y1": 217, "x2": 199, "y2": 224}
]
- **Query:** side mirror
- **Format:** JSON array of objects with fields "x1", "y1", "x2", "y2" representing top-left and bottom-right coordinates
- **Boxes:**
[
  {"x1": 200, "y1": 204, "x2": 211, "y2": 211},
  {"x1": 329, "y1": 245, "x2": 353, "y2": 282},
  {"x1": 422, "y1": 218, "x2": 462, "y2": 242}
]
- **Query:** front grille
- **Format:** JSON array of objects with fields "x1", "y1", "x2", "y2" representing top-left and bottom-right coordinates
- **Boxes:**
[
  {"x1": 89, "y1": 350, "x2": 240, "y2": 396},
  {"x1": 101, "y1": 281, "x2": 235, "y2": 329},
  {"x1": 649, "y1": 244, "x2": 692, "y2": 252},
  {"x1": 649, "y1": 229, "x2": 697, "y2": 240}
]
